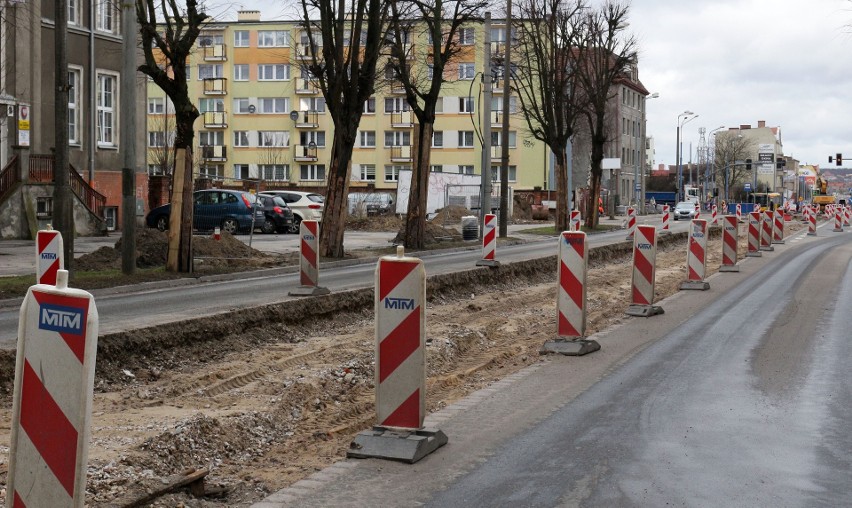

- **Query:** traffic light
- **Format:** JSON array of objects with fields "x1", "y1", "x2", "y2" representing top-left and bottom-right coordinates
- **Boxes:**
[
  {"x1": 745, "y1": 159, "x2": 752, "y2": 171},
  {"x1": 776, "y1": 158, "x2": 785, "y2": 169},
  {"x1": 837, "y1": 153, "x2": 843, "y2": 166}
]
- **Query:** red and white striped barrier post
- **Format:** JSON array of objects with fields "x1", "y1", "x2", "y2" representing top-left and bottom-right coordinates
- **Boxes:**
[
  {"x1": 348, "y1": 246, "x2": 447, "y2": 463},
  {"x1": 736, "y1": 203, "x2": 742, "y2": 223},
  {"x1": 213, "y1": 226, "x2": 221, "y2": 241},
  {"x1": 660, "y1": 205, "x2": 671, "y2": 235},
  {"x1": 802, "y1": 205, "x2": 810, "y2": 224},
  {"x1": 772, "y1": 209, "x2": 785, "y2": 244},
  {"x1": 694, "y1": 202, "x2": 701, "y2": 221},
  {"x1": 36, "y1": 228, "x2": 64, "y2": 286},
  {"x1": 747, "y1": 211, "x2": 762, "y2": 257},
  {"x1": 289, "y1": 220, "x2": 330, "y2": 296},
  {"x1": 476, "y1": 213, "x2": 500, "y2": 267},
  {"x1": 845, "y1": 206, "x2": 851, "y2": 227},
  {"x1": 681, "y1": 219, "x2": 710, "y2": 290},
  {"x1": 8, "y1": 270, "x2": 99, "y2": 508},
  {"x1": 711, "y1": 204, "x2": 718, "y2": 227},
  {"x1": 570, "y1": 209, "x2": 581, "y2": 232},
  {"x1": 541, "y1": 232, "x2": 600, "y2": 356},
  {"x1": 625, "y1": 206, "x2": 636, "y2": 241},
  {"x1": 625, "y1": 225, "x2": 664, "y2": 317},
  {"x1": 833, "y1": 208, "x2": 844, "y2": 232},
  {"x1": 807, "y1": 205, "x2": 818, "y2": 236},
  {"x1": 760, "y1": 210, "x2": 775, "y2": 251},
  {"x1": 720, "y1": 215, "x2": 740, "y2": 272}
]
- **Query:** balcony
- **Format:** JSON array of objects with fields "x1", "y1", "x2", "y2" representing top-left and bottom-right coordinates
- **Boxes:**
[
  {"x1": 391, "y1": 110, "x2": 413, "y2": 128},
  {"x1": 201, "y1": 145, "x2": 227, "y2": 162},
  {"x1": 295, "y1": 110, "x2": 320, "y2": 128},
  {"x1": 203, "y1": 111, "x2": 228, "y2": 128},
  {"x1": 295, "y1": 78, "x2": 319, "y2": 94},
  {"x1": 390, "y1": 145, "x2": 412, "y2": 162},
  {"x1": 389, "y1": 80, "x2": 406, "y2": 94},
  {"x1": 203, "y1": 77, "x2": 228, "y2": 95},
  {"x1": 202, "y1": 43, "x2": 227, "y2": 61},
  {"x1": 294, "y1": 144, "x2": 318, "y2": 162},
  {"x1": 491, "y1": 110, "x2": 506, "y2": 127},
  {"x1": 295, "y1": 42, "x2": 318, "y2": 60},
  {"x1": 490, "y1": 145, "x2": 513, "y2": 160}
]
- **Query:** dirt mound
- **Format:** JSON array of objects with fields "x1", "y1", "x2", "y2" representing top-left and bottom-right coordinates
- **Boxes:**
[
  {"x1": 73, "y1": 246, "x2": 121, "y2": 271},
  {"x1": 194, "y1": 231, "x2": 268, "y2": 259},
  {"x1": 431, "y1": 205, "x2": 474, "y2": 225},
  {"x1": 346, "y1": 214, "x2": 404, "y2": 232},
  {"x1": 513, "y1": 194, "x2": 533, "y2": 221},
  {"x1": 391, "y1": 222, "x2": 463, "y2": 246}
]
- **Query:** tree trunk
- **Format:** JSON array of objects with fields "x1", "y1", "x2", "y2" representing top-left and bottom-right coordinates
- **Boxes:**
[
  {"x1": 168, "y1": 108, "x2": 198, "y2": 273},
  {"x1": 403, "y1": 122, "x2": 433, "y2": 250},
  {"x1": 553, "y1": 148, "x2": 568, "y2": 232},
  {"x1": 319, "y1": 134, "x2": 354, "y2": 258},
  {"x1": 586, "y1": 134, "x2": 605, "y2": 229}
]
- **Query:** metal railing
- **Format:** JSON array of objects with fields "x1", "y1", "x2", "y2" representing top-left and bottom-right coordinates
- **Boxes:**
[
  {"x1": 27, "y1": 155, "x2": 106, "y2": 218},
  {"x1": 0, "y1": 155, "x2": 19, "y2": 204}
]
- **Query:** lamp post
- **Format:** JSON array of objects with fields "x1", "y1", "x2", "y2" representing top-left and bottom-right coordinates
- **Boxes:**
[
  {"x1": 705, "y1": 126, "x2": 724, "y2": 204},
  {"x1": 676, "y1": 111, "x2": 697, "y2": 201},
  {"x1": 637, "y1": 92, "x2": 659, "y2": 214}
]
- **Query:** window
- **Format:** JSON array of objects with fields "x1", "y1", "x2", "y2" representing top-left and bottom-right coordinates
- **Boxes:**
[
  {"x1": 96, "y1": 0, "x2": 117, "y2": 34},
  {"x1": 68, "y1": 68, "x2": 81, "y2": 144},
  {"x1": 384, "y1": 97, "x2": 409, "y2": 113},
  {"x1": 358, "y1": 164, "x2": 376, "y2": 181},
  {"x1": 96, "y1": 72, "x2": 117, "y2": 146},
  {"x1": 148, "y1": 131, "x2": 167, "y2": 147},
  {"x1": 258, "y1": 64, "x2": 289, "y2": 81},
  {"x1": 360, "y1": 131, "x2": 376, "y2": 148},
  {"x1": 432, "y1": 130, "x2": 443, "y2": 148},
  {"x1": 460, "y1": 165, "x2": 474, "y2": 175},
  {"x1": 490, "y1": 165, "x2": 517, "y2": 182},
  {"x1": 199, "y1": 131, "x2": 224, "y2": 146},
  {"x1": 148, "y1": 164, "x2": 166, "y2": 176},
  {"x1": 36, "y1": 197, "x2": 53, "y2": 219},
  {"x1": 363, "y1": 97, "x2": 376, "y2": 114},
  {"x1": 259, "y1": 97, "x2": 289, "y2": 113},
  {"x1": 234, "y1": 98, "x2": 251, "y2": 113},
  {"x1": 198, "y1": 98, "x2": 224, "y2": 112},
  {"x1": 491, "y1": 95, "x2": 518, "y2": 113},
  {"x1": 234, "y1": 131, "x2": 250, "y2": 147},
  {"x1": 234, "y1": 30, "x2": 250, "y2": 47},
  {"x1": 147, "y1": 97, "x2": 165, "y2": 114},
  {"x1": 300, "y1": 164, "x2": 325, "y2": 181},
  {"x1": 199, "y1": 164, "x2": 224, "y2": 178},
  {"x1": 200, "y1": 33, "x2": 224, "y2": 45},
  {"x1": 258, "y1": 30, "x2": 289, "y2": 47},
  {"x1": 233, "y1": 64, "x2": 249, "y2": 81},
  {"x1": 234, "y1": 164, "x2": 249, "y2": 180},
  {"x1": 299, "y1": 97, "x2": 326, "y2": 113},
  {"x1": 490, "y1": 131, "x2": 516, "y2": 148},
  {"x1": 384, "y1": 165, "x2": 410, "y2": 182},
  {"x1": 431, "y1": 165, "x2": 443, "y2": 173},
  {"x1": 458, "y1": 131, "x2": 474, "y2": 148},
  {"x1": 427, "y1": 64, "x2": 434, "y2": 80},
  {"x1": 384, "y1": 131, "x2": 411, "y2": 147},
  {"x1": 458, "y1": 63, "x2": 475, "y2": 80},
  {"x1": 260, "y1": 164, "x2": 290, "y2": 181},
  {"x1": 258, "y1": 131, "x2": 289, "y2": 147},
  {"x1": 198, "y1": 64, "x2": 223, "y2": 79},
  {"x1": 458, "y1": 27, "x2": 474, "y2": 45},
  {"x1": 459, "y1": 97, "x2": 475, "y2": 113},
  {"x1": 68, "y1": 0, "x2": 80, "y2": 26},
  {"x1": 299, "y1": 131, "x2": 326, "y2": 147}
]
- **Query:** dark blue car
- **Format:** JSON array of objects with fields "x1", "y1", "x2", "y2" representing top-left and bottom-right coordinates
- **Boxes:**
[{"x1": 145, "y1": 189, "x2": 264, "y2": 234}]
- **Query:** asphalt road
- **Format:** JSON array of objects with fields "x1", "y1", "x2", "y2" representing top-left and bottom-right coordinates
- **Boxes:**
[
  {"x1": 0, "y1": 217, "x2": 689, "y2": 349},
  {"x1": 254, "y1": 224, "x2": 852, "y2": 507}
]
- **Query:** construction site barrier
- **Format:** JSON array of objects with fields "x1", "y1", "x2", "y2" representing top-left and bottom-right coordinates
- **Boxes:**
[
  {"x1": 625, "y1": 207, "x2": 636, "y2": 241},
  {"x1": 761, "y1": 210, "x2": 775, "y2": 251},
  {"x1": 720, "y1": 215, "x2": 740, "y2": 272},
  {"x1": 772, "y1": 209, "x2": 785, "y2": 244},
  {"x1": 36, "y1": 228, "x2": 64, "y2": 286},
  {"x1": 661, "y1": 205, "x2": 671, "y2": 234},
  {"x1": 476, "y1": 213, "x2": 500, "y2": 267},
  {"x1": 626, "y1": 225, "x2": 663, "y2": 317},
  {"x1": 681, "y1": 219, "x2": 710, "y2": 290},
  {"x1": 289, "y1": 220, "x2": 330, "y2": 296}
]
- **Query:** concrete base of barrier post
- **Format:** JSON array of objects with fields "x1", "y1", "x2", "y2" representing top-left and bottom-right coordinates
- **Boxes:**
[
  {"x1": 625, "y1": 304, "x2": 664, "y2": 317},
  {"x1": 540, "y1": 338, "x2": 600, "y2": 356},
  {"x1": 347, "y1": 426, "x2": 448, "y2": 464},
  {"x1": 833, "y1": 226, "x2": 844, "y2": 232},
  {"x1": 289, "y1": 285, "x2": 331, "y2": 297},
  {"x1": 659, "y1": 230, "x2": 671, "y2": 236},
  {"x1": 759, "y1": 245, "x2": 774, "y2": 252},
  {"x1": 719, "y1": 265, "x2": 740, "y2": 273},
  {"x1": 680, "y1": 280, "x2": 710, "y2": 290},
  {"x1": 475, "y1": 259, "x2": 501, "y2": 268},
  {"x1": 771, "y1": 238, "x2": 785, "y2": 245},
  {"x1": 746, "y1": 251, "x2": 762, "y2": 257}
]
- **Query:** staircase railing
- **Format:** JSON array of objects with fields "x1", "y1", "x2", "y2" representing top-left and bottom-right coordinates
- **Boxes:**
[
  {"x1": 27, "y1": 155, "x2": 106, "y2": 219},
  {"x1": 0, "y1": 155, "x2": 20, "y2": 204}
]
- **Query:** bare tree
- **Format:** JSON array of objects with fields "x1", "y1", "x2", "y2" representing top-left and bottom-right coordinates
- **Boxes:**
[
  {"x1": 512, "y1": 0, "x2": 585, "y2": 232},
  {"x1": 385, "y1": 0, "x2": 486, "y2": 248},
  {"x1": 136, "y1": 0, "x2": 206, "y2": 272},
  {"x1": 575, "y1": 2, "x2": 637, "y2": 228},
  {"x1": 299, "y1": 0, "x2": 390, "y2": 258},
  {"x1": 713, "y1": 130, "x2": 752, "y2": 196}
]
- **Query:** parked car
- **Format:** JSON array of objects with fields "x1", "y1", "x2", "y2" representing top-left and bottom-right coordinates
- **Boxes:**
[
  {"x1": 257, "y1": 194, "x2": 295, "y2": 234},
  {"x1": 145, "y1": 189, "x2": 264, "y2": 234},
  {"x1": 259, "y1": 191, "x2": 324, "y2": 231},
  {"x1": 672, "y1": 201, "x2": 697, "y2": 221}
]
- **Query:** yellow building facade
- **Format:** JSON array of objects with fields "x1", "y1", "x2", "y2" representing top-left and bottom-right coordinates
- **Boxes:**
[{"x1": 145, "y1": 10, "x2": 546, "y2": 194}]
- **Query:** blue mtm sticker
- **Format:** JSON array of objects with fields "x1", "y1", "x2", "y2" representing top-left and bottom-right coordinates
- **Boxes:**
[{"x1": 39, "y1": 303, "x2": 84, "y2": 334}]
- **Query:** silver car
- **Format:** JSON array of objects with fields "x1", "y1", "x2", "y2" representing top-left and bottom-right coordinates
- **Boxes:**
[{"x1": 673, "y1": 201, "x2": 697, "y2": 221}]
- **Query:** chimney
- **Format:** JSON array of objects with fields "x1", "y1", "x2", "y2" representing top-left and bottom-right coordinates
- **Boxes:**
[
  {"x1": 739, "y1": 124, "x2": 751, "y2": 130},
  {"x1": 238, "y1": 10, "x2": 261, "y2": 22},
  {"x1": 757, "y1": 120, "x2": 766, "y2": 128}
]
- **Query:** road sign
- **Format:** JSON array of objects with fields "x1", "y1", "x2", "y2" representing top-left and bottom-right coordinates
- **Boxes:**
[
  {"x1": 635, "y1": 183, "x2": 641, "y2": 191},
  {"x1": 744, "y1": 183, "x2": 752, "y2": 192}
]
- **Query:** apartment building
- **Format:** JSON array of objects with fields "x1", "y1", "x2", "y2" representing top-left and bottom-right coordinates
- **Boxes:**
[
  {"x1": 146, "y1": 10, "x2": 546, "y2": 202},
  {"x1": 0, "y1": 1, "x2": 147, "y2": 239},
  {"x1": 717, "y1": 120, "x2": 784, "y2": 193}
]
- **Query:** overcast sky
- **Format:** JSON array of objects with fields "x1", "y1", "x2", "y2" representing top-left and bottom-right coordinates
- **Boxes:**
[{"x1": 209, "y1": 0, "x2": 852, "y2": 168}]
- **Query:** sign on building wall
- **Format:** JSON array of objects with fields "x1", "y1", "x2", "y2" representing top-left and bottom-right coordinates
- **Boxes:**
[{"x1": 17, "y1": 104, "x2": 30, "y2": 147}]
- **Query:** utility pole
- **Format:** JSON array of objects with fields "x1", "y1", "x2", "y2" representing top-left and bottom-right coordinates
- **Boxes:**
[
  {"x1": 54, "y1": 0, "x2": 74, "y2": 269},
  {"x1": 499, "y1": 0, "x2": 512, "y2": 238},
  {"x1": 480, "y1": 12, "x2": 491, "y2": 238},
  {"x1": 121, "y1": 0, "x2": 137, "y2": 274}
]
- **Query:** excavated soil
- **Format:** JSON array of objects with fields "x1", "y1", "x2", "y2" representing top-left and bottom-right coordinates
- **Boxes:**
[{"x1": 0, "y1": 222, "x2": 803, "y2": 507}]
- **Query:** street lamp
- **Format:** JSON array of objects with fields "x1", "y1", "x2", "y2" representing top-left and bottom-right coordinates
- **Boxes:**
[
  {"x1": 705, "y1": 126, "x2": 724, "y2": 204},
  {"x1": 637, "y1": 92, "x2": 659, "y2": 214},
  {"x1": 676, "y1": 111, "x2": 697, "y2": 201}
]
